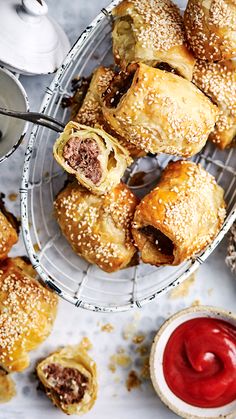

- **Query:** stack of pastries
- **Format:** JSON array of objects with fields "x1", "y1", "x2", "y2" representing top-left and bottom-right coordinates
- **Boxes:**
[{"x1": 54, "y1": 0, "x2": 233, "y2": 272}]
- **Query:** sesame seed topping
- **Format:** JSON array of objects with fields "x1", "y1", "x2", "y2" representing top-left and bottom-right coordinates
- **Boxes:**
[
  {"x1": 0, "y1": 258, "x2": 57, "y2": 370},
  {"x1": 55, "y1": 183, "x2": 138, "y2": 272},
  {"x1": 193, "y1": 59, "x2": 236, "y2": 148},
  {"x1": 133, "y1": 161, "x2": 226, "y2": 262},
  {"x1": 184, "y1": 0, "x2": 236, "y2": 61},
  {"x1": 116, "y1": 0, "x2": 186, "y2": 52}
]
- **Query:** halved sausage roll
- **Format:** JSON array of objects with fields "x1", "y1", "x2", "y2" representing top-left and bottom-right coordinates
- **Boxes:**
[
  {"x1": 36, "y1": 342, "x2": 97, "y2": 415},
  {"x1": 102, "y1": 63, "x2": 219, "y2": 157},
  {"x1": 53, "y1": 121, "x2": 132, "y2": 195},
  {"x1": 112, "y1": 0, "x2": 195, "y2": 80},
  {"x1": 132, "y1": 161, "x2": 226, "y2": 266}
]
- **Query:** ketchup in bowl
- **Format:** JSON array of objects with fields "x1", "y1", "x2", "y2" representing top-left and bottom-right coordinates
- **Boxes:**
[{"x1": 163, "y1": 317, "x2": 236, "y2": 408}]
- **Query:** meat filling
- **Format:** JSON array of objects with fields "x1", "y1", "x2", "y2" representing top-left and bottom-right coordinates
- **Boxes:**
[
  {"x1": 156, "y1": 62, "x2": 179, "y2": 75},
  {"x1": 140, "y1": 225, "x2": 174, "y2": 256},
  {"x1": 63, "y1": 137, "x2": 102, "y2": 184},
  {"x1": 103, "y1": 68, "x2": 135, "y2": 108},
  {"x1": 42, "y1": 363, "x2": 88, "y2": 405}
]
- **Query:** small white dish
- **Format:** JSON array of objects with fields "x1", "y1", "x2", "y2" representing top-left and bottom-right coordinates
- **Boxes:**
[
  {"x1": 150, "y1": 305, "x2": 236, "y2": 419},
  {"x1": 0, "y1": 67, "x2": 29, "y2": 163}
]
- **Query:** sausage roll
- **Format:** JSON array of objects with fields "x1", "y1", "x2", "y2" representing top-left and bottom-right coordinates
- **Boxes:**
[
  {"x1": 53, "y1": 121, "x2": 132, "y2": 195},
  {"x1": 112, "y1": 0, "x2": 196, "y2": 80},
  {"x1": 193, "y1": 60, "x2": 236, "y2": 149},
  {"x1": 54, "y1": 181, "x2": 138, "y2": 273},
  {"x1": 0, "y1": 257, "x2": 58, "y2": 372},
  {"x1": 36, "y1": 342, "x2": 97, "y2": 415},
  {"x1": 132, "y1": 161, "x2": 226, "y2": 266},
  {"x1": 0, "y1": 201, "x2": 18, "y2": 260},
  {"x1": 102, "y1": 63, "x2": 219, "y2": 156},
  {"x1": 70, "y1": 67, "x2": 144, "y2": 158},
  {"x1": 184, "y1": 0, "x2": 236, "y2": 61}
]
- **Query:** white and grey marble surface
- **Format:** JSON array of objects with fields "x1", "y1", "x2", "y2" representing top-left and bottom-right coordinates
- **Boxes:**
[{"x1": 0, "y1": 1, "x2": 236, "y2": 418}]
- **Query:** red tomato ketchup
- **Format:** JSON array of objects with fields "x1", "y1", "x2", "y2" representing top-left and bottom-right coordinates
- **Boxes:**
[{"x1": 163, "y1": 317, "x2": 236, "y2": 408}]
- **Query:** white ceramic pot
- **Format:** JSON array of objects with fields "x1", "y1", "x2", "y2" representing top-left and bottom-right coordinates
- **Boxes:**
[
  {"x1": 0, "y1": 0, "x2": 70, "y2": 75},
  {"x1": 150, "y1": 306, "x2": 236, "y2": 419},
  {"x1": 0, "y1": 67, "x2": 29, "y2": 163}
]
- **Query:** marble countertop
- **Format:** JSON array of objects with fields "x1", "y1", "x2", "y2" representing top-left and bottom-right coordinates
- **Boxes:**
[{"x1": 0, "y1": 1, "x2": 236, "y2": 418}]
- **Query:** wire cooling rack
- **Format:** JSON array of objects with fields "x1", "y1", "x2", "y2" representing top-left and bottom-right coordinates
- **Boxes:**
[{"x1": 21, "y1": 0, "x2": 236, "y2": 312}]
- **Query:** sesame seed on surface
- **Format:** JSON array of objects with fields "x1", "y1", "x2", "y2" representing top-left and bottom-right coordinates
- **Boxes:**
[
  {"x1": 54, "y1": 183, "x2": 138, "y2": 273},
  {"x1": 132, "y1": 161, "x2": 226, "y2": 265},
  {"x1": 116, "y1": 0, "x2": 185, "y2": 52},
  {"x1": 103, "y1": 64, "x2": 218, "y2": 156},
  {"x1": 0, "y1": 258, "x2": 57, "y2": 371},
  {"x1": 184, "y1": 0, "x2": 236, "y2": 61},
  {"x1": 192, "y1": 59, "x2": 236, "y2": 148}
]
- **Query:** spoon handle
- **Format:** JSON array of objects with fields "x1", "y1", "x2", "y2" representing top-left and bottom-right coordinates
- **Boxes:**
[{"x1": 0, "y1": 107, "x2": 65, "y2": 133}]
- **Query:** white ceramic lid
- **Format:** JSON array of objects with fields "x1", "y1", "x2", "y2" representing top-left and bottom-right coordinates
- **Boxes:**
[{"x1": 0, "y1": 0, "x2": 70, "y2": 75}]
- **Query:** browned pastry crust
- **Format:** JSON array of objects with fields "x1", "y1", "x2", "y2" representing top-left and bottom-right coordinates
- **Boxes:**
[
  {"x1": 192, "y1": 59, "x2": 236, "y2": 149},
  {"x1": 0, "y1": 257, "x2": 58, "y2": 372},
  {"x1": 72, "y1": 66, "x2": 144, "y2": 158},
  {"x1": 112, "y1": 0, "x2": 195, "y2": 80},
  {"x1": 36, "y1": 342, "x2": 97, "y2": 415},
  {"x1": 102, "y1": 63, "x2": 219, "y2": 156},
  {"x1": 0, "y1": 207, "x2": 18, "y2": 261},
  {"x1": 184, "y1": 0, "x2": 236, "y2": 61},
  {"x1": 54, "y1": 182, "x2": 139, "y2": 273},
  {"x1": 132, "y1": 161, "x2": 226, "y2": 266}
]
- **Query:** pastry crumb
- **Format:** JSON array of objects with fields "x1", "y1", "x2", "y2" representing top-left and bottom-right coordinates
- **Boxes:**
[
  {"x1": 108, "y1": 363, "x2": 116, "y2": 373},
  {"x1": 101, "y1": 323, "x2": 114, "y2": 333},
  {"x1": 8, "y1": 193, "x2": 18, "y2": 202},
  {"x1": 169, "y1": 272, "x2": 196, "y2": 299},
  {"x1": 191, "y1": 299, "x2": 201, "y2": 306},
  {"x1": 33, "y1": 243, "x2": 40, "y2": 252},
  {"x1": 80, "y1": 337, "x2": 93, "y2": 351},
  {"x1": 140, "y1": 357, "x2": 150, "y2": 380},
  {"x1": 122, "y1": 314, "x2": 141, "y2": 340},
  {"x1": 109, "y1": 349, "x2": 132, "y2": 373},
  {"x1": 0, "y1": 371, "x2": 16, "y2": 403},
  {"x1": 132, "y1": 334, "x2": 145, "y2": 344},
  {"x1": 135, "y1": 345, "x2": 149, "y2": 356},
  {"x1": 126, "y1": 370, "x2": 141, "y2": 391},
  {"x1": 110, "y1": 353, "x2": 132, "y2": 368}
]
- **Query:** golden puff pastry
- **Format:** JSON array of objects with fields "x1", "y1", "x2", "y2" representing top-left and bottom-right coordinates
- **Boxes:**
[
  {"x1": 73, "y1": 66, "x2": 114, "y2": 126},
  {"x1": 53, "y1": 121, "x2": 132, "y2": 195},
  {"x1": 112, "y1": 0, "x2": 195, "y2": 80},
  {"x1": 36, "y1": 340, "x2": 97, "y2": 415},
  {"x1": 0, "y1": 370, "x2": 16, "y2": 403},
  {"x1": 184, "y1": 0, "x2": 236, "y2": 61},
  {"x1": 71, "y1": 67, "x2": 144, "y2": 158},
  {"x1": 54, "y1": 181, "x2": 138, "y2": 273},
  {"x1": 0, "y1": 257, "x2": 58, "y2": 372},
  {"x1": 102, "y1": 63, "x2": 219, "y2": 156},
  {"x1": 132, "y1": 161, "x2": 226, "y2": 266},
  {"x1": 0, "y1": 201, "x2": 18, "y2": 260},
  {"x1": 192, "y1": 60, "x2": 236, "y2": 149}
]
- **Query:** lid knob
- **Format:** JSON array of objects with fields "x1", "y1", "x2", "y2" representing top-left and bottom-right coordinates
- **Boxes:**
[{"x1": 22, "y1": 0, "x2": 48, "y2": 16}]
